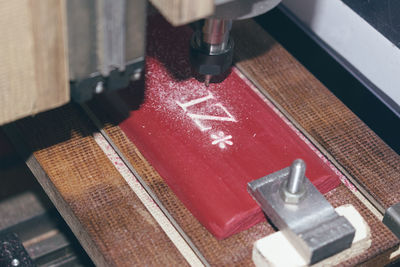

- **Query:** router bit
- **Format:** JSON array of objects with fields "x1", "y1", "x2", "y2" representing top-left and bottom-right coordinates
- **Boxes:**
[
  {"x1": 189, "y1": 0, "x2": 282, "y2": 86},
  {"x1": 190, "y1": 18, "x2": 234, "y2": 87}
]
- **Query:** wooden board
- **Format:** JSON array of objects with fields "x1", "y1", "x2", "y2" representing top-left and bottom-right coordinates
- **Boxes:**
[
  {"x1": 0, "y1": 0, "x2": 69, "y2": 125},
  {"x1": 3, "y1": 105, "x2": 189, "y2": 267},
  {"x1": 149, "y1": 0, "x2": 214, "y2": 26},
  {"x1": 231, "y1": 19, "x2": 400, "y2": 212}
]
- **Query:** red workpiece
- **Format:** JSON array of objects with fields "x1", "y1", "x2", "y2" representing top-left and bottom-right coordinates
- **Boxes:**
[{"x1": 118, "y1": 15, "x2": 341, "y2": 239}]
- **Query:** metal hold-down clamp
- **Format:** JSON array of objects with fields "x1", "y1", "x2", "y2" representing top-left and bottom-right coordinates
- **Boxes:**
[{"x1": 248, "y1": 159, "x2": 356, "y2": 264}]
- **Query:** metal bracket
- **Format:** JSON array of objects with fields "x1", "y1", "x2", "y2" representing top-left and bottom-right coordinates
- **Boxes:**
[
  {"x1": 66, "y1": 0, "x2": 147, "y2": 102},
  {"x1": 383, "y1": 202, "x2": 400, "y2": 239},
  {"x1": 248, "y1": 159, "x2": 355, "y2": 264},
  {"x1": 97, "y1": 0, "x2": 126, "y2": 76},
  {"x1": 70, "y1": 59, "x2": 144, "y2": 103}
]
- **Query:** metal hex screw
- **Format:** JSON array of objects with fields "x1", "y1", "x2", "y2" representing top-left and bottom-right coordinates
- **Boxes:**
[
  {"x1": 11, "y1": 259, "x2": 20, "y2": 266},
  {"x1": 131, "y1": 69, "x2": 143, "y2": 81},
  {"x1": 95, "y1": 81, "x2": 104, "y2": 94},
  {"x1": 281, "y1": 159, "x2": 307, "y2": 204}
]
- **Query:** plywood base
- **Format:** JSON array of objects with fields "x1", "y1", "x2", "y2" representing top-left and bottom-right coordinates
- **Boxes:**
[{"x1": 3, "y1": 105, "x2": 189, "y2": 267}]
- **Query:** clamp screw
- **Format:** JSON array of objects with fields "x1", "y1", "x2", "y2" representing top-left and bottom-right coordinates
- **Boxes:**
[
  {"x1": 287, "y1": 159, "x2": 306, "y2": 194},
  {"x1": 131, "y1": 69, "x2": 142, "y2": 81},
  {"x1": 281, "y1": 159, "x2": 307, "y2": 204},
  {"x1": 94, "y1": 81, "x2": 104, "y2": 94},
  {"x1": 11, "y1": 259, "x2": 20, "y2": 266}
]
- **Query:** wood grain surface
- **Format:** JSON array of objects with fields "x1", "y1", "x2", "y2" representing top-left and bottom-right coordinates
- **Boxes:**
[
  {"x1": 0, "y1": 0, "x2": 69, "y2": 125},
  {"x1": 4, "y1": 105, "x2": 188, "y2": 267},
  {"x1": 232, "y1": 19, "x2": 400, "y2": 212},
  {"x1": 149, "y1": 0, "x2": 213, "y2": 26}
]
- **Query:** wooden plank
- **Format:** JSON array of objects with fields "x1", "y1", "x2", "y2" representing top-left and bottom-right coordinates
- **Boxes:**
[
  {"x1": 149, "y1": 0, "x2": 214, "y2": 26},
  {"x1": 3, "y1": 105, "x2": 189, "y2": 267},
  {"x1": 232, "y1": 19, "x2": 400, "y2": 212},
  {"x1": 0, "y1": 0, "x2": 69, "y2": 126}
]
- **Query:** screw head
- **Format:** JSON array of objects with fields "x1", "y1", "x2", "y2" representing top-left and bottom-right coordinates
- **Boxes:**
[
  {"x1": 131, "y1": 70, "x2": 142, "y2": 81},
  {"x1": 95, "y1": 81, "x2": 104, "y2": 94},
  {"x1": 11, "y1": 259, "x2": 20, "y2": 266}
]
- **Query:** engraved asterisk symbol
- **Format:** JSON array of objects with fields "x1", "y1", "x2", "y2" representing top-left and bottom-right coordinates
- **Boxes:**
[{"x1": 211, "y1": 131, "x2": 233, "y2": 149}]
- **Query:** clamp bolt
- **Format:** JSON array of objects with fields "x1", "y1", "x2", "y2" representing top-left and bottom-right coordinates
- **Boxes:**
[
  {"x1": 281, "y1": 159, "x2": 307, "y2": 204},
  {"x1": 94, "y1": 81, "x2": 104, "y2": 94},
  {"x1": 11, "y1": 259, "x2": 20, "y2": 266}
]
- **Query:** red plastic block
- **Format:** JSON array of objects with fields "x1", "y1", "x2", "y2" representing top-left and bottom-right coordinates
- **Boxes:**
[{"x1": 118, "y1": 16, "x2": 342, "y2": 239}]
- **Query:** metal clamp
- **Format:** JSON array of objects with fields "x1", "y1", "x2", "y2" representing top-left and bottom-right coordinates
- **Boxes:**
[{"x1": 248, "y1": 159, "x2": 355, "y2": 264}]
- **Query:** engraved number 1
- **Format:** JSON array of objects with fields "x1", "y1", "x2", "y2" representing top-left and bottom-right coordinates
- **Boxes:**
[{"x1": 176, "y1": 92, "x2": 237, "y2": 131}]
